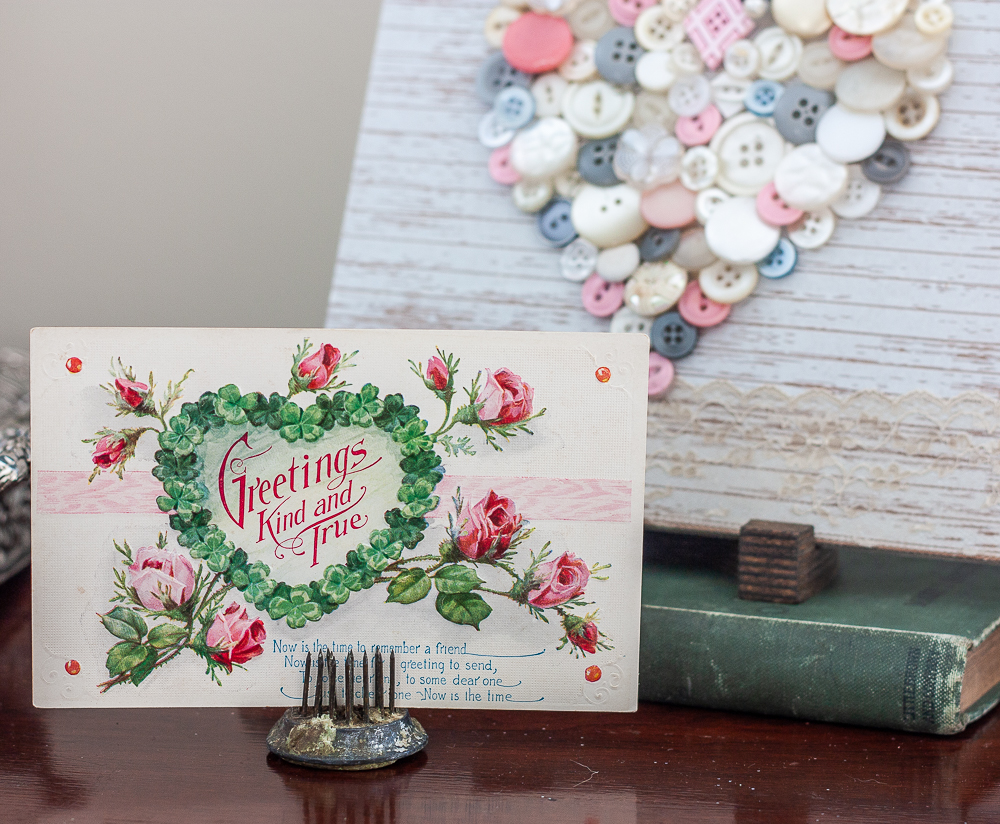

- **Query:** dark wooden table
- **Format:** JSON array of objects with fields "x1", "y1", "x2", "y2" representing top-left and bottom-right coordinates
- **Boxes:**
[{"x1": 4, "y1": 569, "x2": 1000, "y2": 823}]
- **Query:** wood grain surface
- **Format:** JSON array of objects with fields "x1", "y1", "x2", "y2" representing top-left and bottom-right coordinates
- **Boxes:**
[{"x1": 326, "y1": 0, "x2": 1000, "y2": 558}]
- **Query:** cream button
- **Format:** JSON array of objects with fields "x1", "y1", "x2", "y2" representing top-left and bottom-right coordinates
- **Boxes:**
[
  {"x1": 632, "y1": 91, "x2": 679, "y2": 131},
  {"x1": 835, "y1": 58, "x2": 906, "y2": 112},
  {"x1": 668, "y1": 74, "x2": 712, "y2": 117},
  {"x1": 560, "y1": 237, "x2": 599, "y2": 282},
  {"x1": 830, "y1": 165, "x2": 881, "y2": 218},
  {"x1": 815, "y1": 104, "x2": 886, "y2": 163},
  {"x1": 531, "y1": 73, "x2": 569, "y2": 117},
  {"x1": 711, "y1": 73, "x2": 751, "y2": 118},
  {"x1": 871, "y1": 14, "x2": 948, "y2": 71},
  {"x1": 660, "y1": 0, "x2": 697, "y2": 22},
  {"x1": 512, "y1": 179, "x2": 554, "y2": 212},
  {"x1": 710, "y1": 112, "x2": 788, "y2": 197},
  {"x1": 797, "y1": 41, "x2": 845, "y2": 91},
  {"x1": 698, "y1": 260, "x2": 759, "y2": 304},
  {"x1": 559, "y1": 39, "x2": 599, "y2": 81},
  {"x1": 571, "y1": 183, "x2": 649, "y2": 247},
  {"x1": 623, "y1": 261, "x2": 689, "y2": 316},
  {"x1": 613, "y1": 126, "x2": 683, "y2": 190},
  {"x1": 485, "y1": 6, "x2": 522, "y2": 48},
  {"x1": 773, "y1": 144, "x2": 848, "y2": 210},
  {"x1": 695, "y1": 187, "x2": 731, "y2": 224},
  {"x1": 754, "y1": 26, "x2": 803, "y2": 81},
  {"x1": 907, "y1": 56, "x2": 953, "y2": 94},
  {"x1": 723, "y1": 40, "x2": 760, "y2": 80},
  {"x1": 772, "y1": 0, "x2": 832, "y2": 38},
  {"x1": 680, "y1": 146, "x2": 719, "y2": 191},
  {"x1": 562, "y1": 80, "x2": 635, "y2": 138},
  {"x1": 670, "y1": 42, "x2": 705, "y2": 75},
  {"x1": 567, "y1": 0, "x2": 616, "y2": 40},
  {"x1": 554, "y1": 167, "x2": 586, "y2": 198},
  {"x1": 884, "y1": 88, "x2": 940, "y2": 141},
  {"x1": 914, "y1": 1, "x2": 953, "y2": 36},
  {"x1": 596, "y1": 243, "x2": 642, "y2": 282},
  {"x1": 609, "y1": 306, "x2": 654, "y2": 343},
  {"x1": 510, "y1": 117, "x2": 578, "y2": 180},
  {"x1": 635, "y1": 51, "x2": 677, "y2": 93},
  {"x1": 826, "y1": 0, "x2": 908, "y2": 36},
  {"x1": 672, "y1": 227, "x2": 718, "y2": 270},
  {"x1": 787, "y1": 207, "x2": 836, "y2": 249},
  {"x1": 704, "y1": 196, "x2": 781, "y2": 264},
  {"x1": 634, "y1": 5, "x2": 685, "y2": 51}
]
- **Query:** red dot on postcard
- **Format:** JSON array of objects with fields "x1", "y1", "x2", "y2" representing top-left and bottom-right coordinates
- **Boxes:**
[
  {"x1": 585, "y1": 665, "x2": 602, "y2": 682},
  {"x1": 595, "y1": 367, "x2": 611, "y2": 383},
  {"x1": 66, "y1": 357, "x2": 83, "y2": 373},
  {"x1": 65, "y1": 660, "x2": 81, "y2": 676}
]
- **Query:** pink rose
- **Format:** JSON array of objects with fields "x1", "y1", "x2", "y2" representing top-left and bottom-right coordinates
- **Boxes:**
[
  {"x1": 426, "y1": 355, "x2": 449, "y2": 391},
  {"x1": 206, "y1": 602, "x2": 266, "y2": 672},
  {"x1": 127, "y1": 546, "x2": 196, "y2": 611},
  {"x1": 456, "y1": 490, "x2": 523, "y2": 561},
  {"x1": 567, "y1": 621, "x2": 599, "y2": 655},
  {"x1": 527, "y1": 552, "x2": 590, "y2": 608},
  {"x1": 92, "y1": 434, "x2": 126, "y2": 468},
  {"x1": 298, "y1": 344, "x2": 342, "y2": 390},
  {"x1": 115, "y1": 377, "x2": 149, "y2": 409},
  {"x1": 477, "y1": 368, "x2": 534, "y2": 425}
]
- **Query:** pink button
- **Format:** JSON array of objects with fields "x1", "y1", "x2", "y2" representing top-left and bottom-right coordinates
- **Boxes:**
[
  {"x1": 648, "y1": 352, "x2": 675, "y2": 396},
  {"x1": 640, "y1": 182, "x2": 698, "y2": 230},
  {"x1": 488, "y1": 145, "x2": 521, "y2": 186},
  {"x1": 828, "y1": 26, "x2": 872, "y2": 62},
  {"x1": 675, "y1": 104, "x2": 723, "y2": 147},
  {"x1": 581, "y1": 273, "x2": 625, "y2": 318},
  {"x1": 609, "y1": 0, "x2": 658, "y2": 27},
  {"x1": 677, "y1": 281, "x2": 731, "y2": 328},
  {"x1": 756, "y1": 182, "x2": 804, "y2": 227},
  {"x1": 503, "y1": 13, "x2": 574, "y2": 74}
]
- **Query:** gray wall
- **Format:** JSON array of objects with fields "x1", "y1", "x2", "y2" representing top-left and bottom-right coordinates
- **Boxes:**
[{"x1": 0, "y1": 1, "x2": 382, "y2": 350}]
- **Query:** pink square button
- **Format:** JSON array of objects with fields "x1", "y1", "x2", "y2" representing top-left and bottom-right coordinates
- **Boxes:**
[{"x1": 683, "y1": 0, "x2": 754, "y2": 70}]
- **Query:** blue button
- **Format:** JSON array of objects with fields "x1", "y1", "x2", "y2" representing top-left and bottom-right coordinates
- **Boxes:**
[
  {"x1": 537, "y1": 199, "x2": 577, "y2": 247},
  {"x1": 756, "y1": 237, "x2": 798, "y2": 279},
  {"x1": 494, "y1": 86, "x2": 536, "y2": 131},
  {"x1": 744, "y1": 80, "x2": 785, "y2": 117},
  {"x1": 475, "y1": 52, "x2": 532, "y2": 107}
]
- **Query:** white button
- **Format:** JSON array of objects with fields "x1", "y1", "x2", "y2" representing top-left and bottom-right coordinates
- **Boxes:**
[
  {"x1": 710, "y1": 112, "x2": 788, "y2": 197},
  {"x1": 510, "y1": 117, "x2": 578, "y2": 180},
  {"x1": 872, "y1": 14, "x2": 948, "y2": 71},
  {"x1": 528, "y1": 0, "x2": 576, "y2": 11},
  {"x1": 672, "y1": 227, "x2": 718, "y2": 270},
  {"x1": 753, "y1": 26, "x2": 803, "y2": 82},
  {"x1": 567, "y1": 0, "x2": 616, "y2": 40},
  {"x1": 680, "y1": 147, "x2": 719, "y2": 192},
  {"x1": 613, "y1": 126, "x2": 683, "y2": 190},
  {"x1": 797, "y1": 41, "x2": 845, "y2": 91},
  {"x1": 511, "y1": 179, "x2": 554, "y2": 213},
  {"x1": 787, "y1": 207, "x2": 836, "y2": 249},
  {"x1": 711, "y1": 73, "x2": 750, "y2": 118},
  {"x1": 816, "y1": 104, "x2": 886, "y2": 164},
  {"x1": 562, "y1": 80, "x2": 635, "y2": 139},
  {"x1": 771, "y1": 0, "x2": 832, "y2": 37},
  {"x1": 774, "y1": 144, "x2": 848, "y2": 210},
  {"x1": 609, "y1": 306, "x2": 654, "y2": 344},
  {"x1": 659, "y1": 0, "x2": 697, "y2": 23},
  {"x1": 634, "y1": 5, "x2": 686, "y2": 51},
  {"x1": 914, "y1": 1, "x2": 953, "y2": 35},
  {"x1": 624, "y1": 262, "x2": 689, "y2": 316},
  {"x1": 723, "y1": 40, "x2": 760, "y2": 80},
  {"x1": 704, "y1": 196, "x2": 782, "y2": 264},
  {"x1": 884, "y1": 88, "x2": 940, "y2": 141},
  {"x1": 571, "y1": 183, "x2": 649, "y2": 247},
  {"x1": 826, "y1": 0, "x2": 908, "y2": 35},
  {"x1": 559, "y1": 40, "x2": 598, "y2": 81},
  {"x1": 554, "y1": 167, "x2": 585, "y2": 198},
  {"x1": 636, "y1": 51, "x2": 677, "y2": 93},
  {"x1": 478, "y1": 110, "x2": 516, "y2": 148},
  {"x1": 743, "y1": 0, "x2": 769, "y2": 18},
  {"x1": 907, "y1": 55, "x2": 953, "y2": 95},
  {"x1": 695, "y1": 187, "x2": 731, "y2": 224},
  {"x1": 835, "y1": 58, "x2": 906, "y2": 112},
  {"x1": 632, "y1": 91, "x2": 679, "y2": 131},
  {"x1": 668, "y1": 75, "x2": 712, "y2": 117},
  {"x1": 560, "y1": 237, "x2": 599, "y2": 282},
  {"x1": 830, "y1": 165, "x2": 881, "y2": 218},
  {"x1": 670, "y1": 42, "x2": 705, "y2": 76},
  {"x1": 485, "y1": 6, "x2": 521, "y2": 48},
  {"x1": 698, "y1": 260, "x2": 759, "y2": 304},
  {"x1": 596, "y1": 243, "x2": 642, "y2": 282},
  {"x1": 531, "y1": 73, "x2": 569, "y2": 118}
]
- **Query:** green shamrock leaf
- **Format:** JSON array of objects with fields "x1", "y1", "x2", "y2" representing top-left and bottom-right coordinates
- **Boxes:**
[
  {"x1": 319, "y1": 564, "x2": 351, "y2": 605},
  {"x1": 156, "y1": 479, "x2": 208, "y2": 517},
  {"x1": 213, "y1": 383, "x2": 252, "y2": 424},
  {"x1": 180, "y1": 392, "x2": 226, "y2": 431},
  {"x1": 372, "y1": 393, "x2": 419, "y2": 432},
  {"x1": 278, "y1": 402, "x2": 326, "y2": 443},
  {"x1": 157, "y1": 415, "x2": 204, "y2": 456},
  {"x1": 391, "y1": 417, "x2": 433, "y2": 457},
  {"x1": 400, "y1": 451, "x2": 444, "y2": 486},
  {"x1": 368, "y1": 529, "x2": 404, "y2": 561},
  {"x1": 314, "y1": 391, "x2": 351, "y2": 429},
  {"x1": 171, "y1": 510, "x2": 213, "y2": 547},
  {"x1": 270, "y1": 585, "x2": 324, "y2": 628},
  {"x1": 245, "y1": 392, "x2": 286, "y2": 430},
  {"x1": 189, "y1": 527, "x2": 236, "y2": 573},
  {"x1": 343, "y1": 384, "x2": 384, "y2": 428},
  {"x1": 384, "y1": 508, "x2": 426, "y2": 548},
  {"x1": 152, "y1": 450, "x2": 204, "y2": 483}
]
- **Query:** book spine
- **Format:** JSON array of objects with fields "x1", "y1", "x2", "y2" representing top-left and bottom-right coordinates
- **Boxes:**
[{"x1": 639, "y1": 605, "x2": 970, "y2": 734}]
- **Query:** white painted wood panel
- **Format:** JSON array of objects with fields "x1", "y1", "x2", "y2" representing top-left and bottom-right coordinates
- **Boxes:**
[{"x1": 328, "y1": 0, "x2": 1000, "y2": 559}]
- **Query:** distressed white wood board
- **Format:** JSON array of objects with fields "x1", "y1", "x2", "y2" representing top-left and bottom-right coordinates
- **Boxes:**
[{"x1": 328, "y1": 0, "x2": 1000, "y2": 559}]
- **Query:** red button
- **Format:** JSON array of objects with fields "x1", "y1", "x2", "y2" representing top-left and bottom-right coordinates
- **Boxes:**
[
  {"x1": 640, "y1": 182, "x2": 698, "y2": 230},
  {"x1": 756, "y1": 182, "x2": 803, "y2": 227},
  {"x1": 503, "y1": 13, "x2": 574, "y2": 75},
  {"x1": 677, "y1": 281, "x2": 731, "y2": 328},
  {"x1": 648, "y1": 352, "x2": 675, "y2": 396}
]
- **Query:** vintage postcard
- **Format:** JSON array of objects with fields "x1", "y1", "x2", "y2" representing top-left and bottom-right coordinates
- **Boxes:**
[{"x1": 31, "y1": 328, "x2": 647, "y2": 710}]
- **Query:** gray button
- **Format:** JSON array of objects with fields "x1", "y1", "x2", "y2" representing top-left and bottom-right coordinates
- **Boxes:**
[
  {"x1": 578, "y1": 136, "x2": 621, "y2": 186},
  {"x1": 537, "y1": 199, "x2": 578, "y2": 247},
  {"x1": 476, "y1": 52, "x2": 532, "y2": 107},
  {"x1": 861, "y1": 138, "x2": 911, "y2": 184},
  {"x1": 650, "y1": 312, "x2": 698, "y2": 360},
  {"x1": 773, "y1": 82, "x2": 834, "y2": 145},
  {"x1": 595, "y1": 27, "x2": 644, "y2": 86},
  {"x1": 639, "y1": 228, "x2": 681, "y2": 262}
]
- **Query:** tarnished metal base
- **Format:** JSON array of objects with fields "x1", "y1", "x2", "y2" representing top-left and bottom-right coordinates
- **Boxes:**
[{"x1": 267, "y1": 708, "x2": 427, "y2": 770}]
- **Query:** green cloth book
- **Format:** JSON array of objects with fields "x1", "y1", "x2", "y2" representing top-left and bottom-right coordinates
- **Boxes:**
[{"x1": 639, "y1": 546, "x2": 1000, "y2": 734}]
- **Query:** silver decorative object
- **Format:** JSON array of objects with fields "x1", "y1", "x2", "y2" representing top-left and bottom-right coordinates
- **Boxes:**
[{"x1": 0, "y1": 349, "x2": 30, "y2": 587}]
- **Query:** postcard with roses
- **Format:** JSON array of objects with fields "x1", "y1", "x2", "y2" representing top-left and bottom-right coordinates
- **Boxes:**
[{"x1": 30, "y1": 328, "x2": 647, "y2": 711}]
